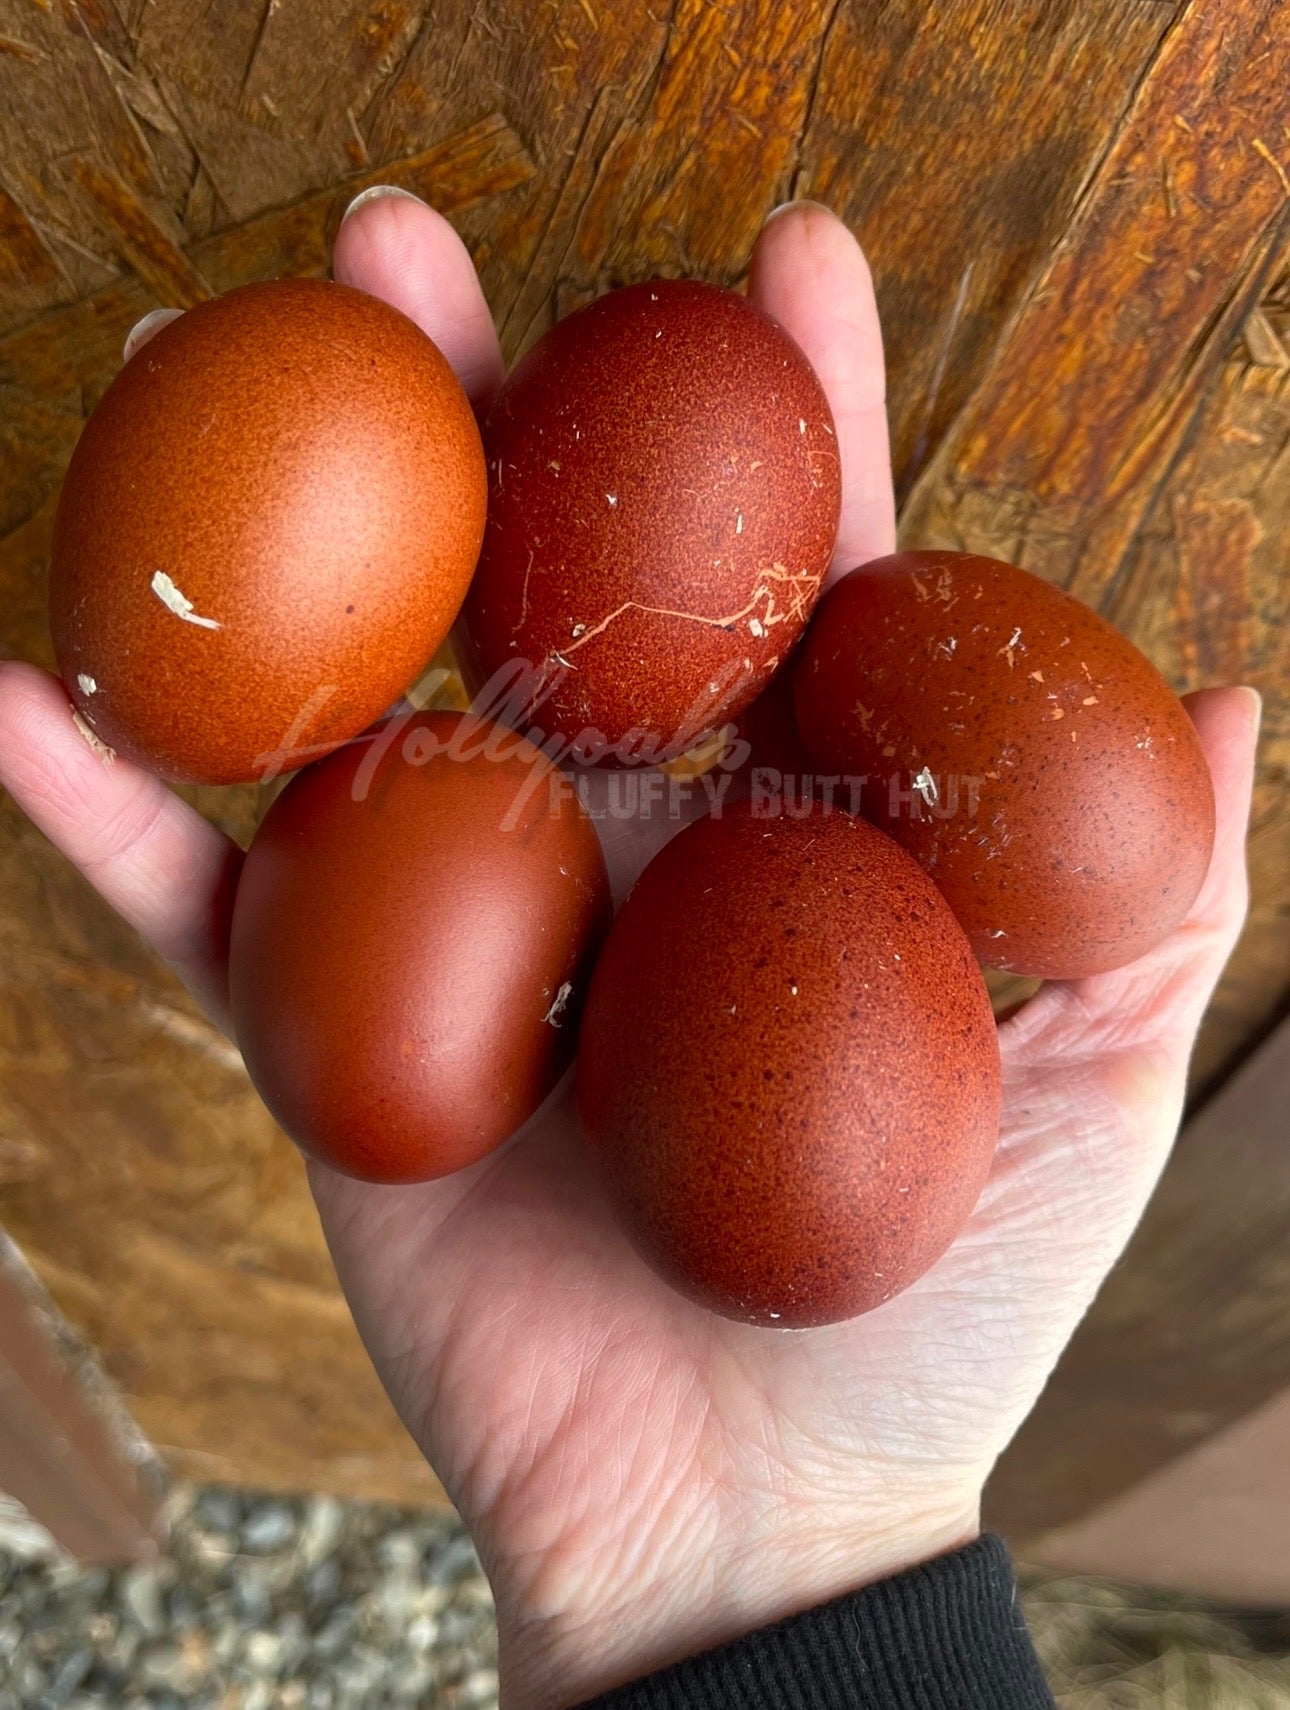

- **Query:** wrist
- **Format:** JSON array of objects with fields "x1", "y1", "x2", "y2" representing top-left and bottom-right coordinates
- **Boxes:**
[{"x1": 493, "y1": 1491, "x2": 982, "y2": 1709}]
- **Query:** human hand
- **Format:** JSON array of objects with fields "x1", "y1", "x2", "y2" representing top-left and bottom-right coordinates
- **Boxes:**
[{"x1": 0, "y1": 194, "x2": 1258, "y2": 1709}]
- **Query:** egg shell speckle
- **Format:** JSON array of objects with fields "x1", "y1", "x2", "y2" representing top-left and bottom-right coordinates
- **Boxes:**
[
  {"x1": 792, "y1": 550, "x2": 1216, "y2": 978},
  {"x1": 460, "y1": 280, "x2": 840, "y2": 762},
  {"x1": 230, "y1": 712, "x2": 610, "y2": 1184},
  {"x1": 577, "y1": 800, "x2": 1002, "y2": 1327},
  {"x1": 50, "y1": 280, "x2": 486, "y2": 784}
]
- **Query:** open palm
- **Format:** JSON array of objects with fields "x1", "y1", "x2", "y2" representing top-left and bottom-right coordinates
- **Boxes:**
[{"x1": 0, "y1": 197, "x2": 1256, "y2": 1710}]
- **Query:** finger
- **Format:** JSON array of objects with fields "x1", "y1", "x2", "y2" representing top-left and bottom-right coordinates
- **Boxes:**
[
  {"x1": 1003, "y1": 685, "x2": 1260, "y2": 1063},
  {"x1": 333, "y1": 188, "x2": 505, "y2": 418},
  {"x1": 749, "y1": 202, "x2": 896, "y2": 580},
  {"x1": 1170, "y1": 686, "x2": 1259, "y2": 936},
  {"x1": 0, "y1": 661, "x2": 242, "y2": 1029}
]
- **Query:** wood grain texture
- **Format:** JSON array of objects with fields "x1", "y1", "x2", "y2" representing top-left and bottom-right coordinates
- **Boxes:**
[
  {"x1": 0, "y1": 0, "x2": 1286, "y2": 1507},
  {"x1": 902, "y1": 0, "x2": 1290, "y2": 601},
  {"x1": 0, "y1": 0, "x2": 196, "y2": 316},
  {"x1": 0, "y1": 117, "x2": 534, "y2": 544},
  {"x1": 0, "y1": 183, "x2": 61, "y2": 296},
  {"x1": 68, "y1": 156, "x2": 212, "y2": 307},
  {"x1": 0, "y1": 1236, "x2": 159, "y2": 1561},
  {"x1": 796, "y1": 0, "x2": 1185, "y2": 499}
]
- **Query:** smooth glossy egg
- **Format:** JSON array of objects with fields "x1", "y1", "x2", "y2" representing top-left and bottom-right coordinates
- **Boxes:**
[
  {"x1": 460, "y1": 280, "x2": 840, "y2": 763},
  {"x1": 230, "y1": 711, "x2": 609, "y2": 1183},
  {"x1": 577, "y1": 800, "x2": 1002, "y2": 1326},
  {"x1": 793, "y1": 551, "x2": 1215, "y2": 977},
  {"x1": 51, "y1": 280, "x2": 486, "y2": 784}
]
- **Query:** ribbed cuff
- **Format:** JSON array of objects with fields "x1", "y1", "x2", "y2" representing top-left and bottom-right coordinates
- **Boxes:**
[{"x1": 573, "y1": 1535, "x2": 1054, "y2": 1709}]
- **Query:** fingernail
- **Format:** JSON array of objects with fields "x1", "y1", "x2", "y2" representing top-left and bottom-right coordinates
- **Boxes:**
[
  {"x1": 764, "y1": 198, "x2": 832, "y2": 225},
  {"x1": 1236, "y1": 685, "x2": 1263, "y2": 737},
  {"x1": 123, "y1": 307, "x2": 182, "y2": 362},
  {"x1": 340, "y1": 184, "x2": 426, "y2": 223}
]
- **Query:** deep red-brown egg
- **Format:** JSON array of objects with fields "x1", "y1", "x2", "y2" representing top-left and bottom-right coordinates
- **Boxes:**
[
  {"x1": 577, "y1": 800, "x2": 1002, "y2": 1327},
  {"x1": 793, "y1": 551, "x2": 1215, "y2": 978},
  {"x1": 50, "y1": 280, "x2": 486, "y2": 784},
  {"x1": 459, "y1": 280, "x2": 840, "y2": 763},
  {"x1": 229, "y1": 711, "x2": 609, "y2": 1183}
]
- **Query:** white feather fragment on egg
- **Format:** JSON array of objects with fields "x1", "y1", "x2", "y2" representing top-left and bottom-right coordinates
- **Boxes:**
[{"x1": 151, "y1": 571, "x2": 221, "y2": 630}]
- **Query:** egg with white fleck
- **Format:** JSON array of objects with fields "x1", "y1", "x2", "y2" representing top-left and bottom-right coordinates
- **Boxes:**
[
  {"x1": 459, "y1": 280, "x2": 840, "y2": 763},
  {"x1": 793, "y1": 551, "x2": 1216, "y2": 977},
  {"x1": 230, "y1": 711, "x2": 610, "y2": 1183},
  {"x1": 49, "y1": 279, "x2": 486, "y2": 784}
]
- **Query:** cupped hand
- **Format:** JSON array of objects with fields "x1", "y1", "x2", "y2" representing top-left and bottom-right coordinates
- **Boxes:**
[{"x1": 0, "y1": 196, "x2": 1258, "y2": 1710}]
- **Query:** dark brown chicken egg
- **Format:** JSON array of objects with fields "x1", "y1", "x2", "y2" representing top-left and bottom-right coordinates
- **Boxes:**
[
  {"x1": 793, "y1": 551, "x2": 1215, "y2": 978},
  {"x1": 230, "y1": 711, "x2": 609, "y2": 1183},
  {"x1": 460, "y1": 279, "x2": 840, "y2": 763},
  {"x1": 50, "y1": 280, "x2": 486, "y2": 784},
  {"x1": 577, "y1": 800, "x2": 1002, "y2": 1327}
]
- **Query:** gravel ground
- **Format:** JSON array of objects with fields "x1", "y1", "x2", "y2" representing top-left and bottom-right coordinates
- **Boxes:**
[
  {"x1": 0, "y1": 1487, "x2": 497, "y2": 1709},
  {"x1": 3, "y1": 1486, "x2": 1289, "y2": 1708}
]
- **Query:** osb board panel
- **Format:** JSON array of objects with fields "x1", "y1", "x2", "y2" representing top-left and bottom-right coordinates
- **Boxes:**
[
  {"x1": 1, "y1": 0, "x2": 1183, "y2": 467},
  {"x1": 902, "y1": 0, "x2": 1290, "y2": 601},
  {"x1": 0, "y1": 118, "x2": 535, "y2": 545},
  {"x1": 0, "y1": 0, "x2": 1285, "y2": 1507}
]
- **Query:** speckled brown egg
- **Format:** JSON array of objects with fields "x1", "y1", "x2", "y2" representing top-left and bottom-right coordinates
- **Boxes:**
[
  {"x1": 459, "y1": 280, "x2": 840, "y2": 763},
  {"x1": 50, "y1": 280, "x2": 486, "y2": 784},
  {"x1": 793, "y1": 551, "x2": 1215, "y2": 978},
  {"x1": 229, "y1": 711, "x2": 609, "y2": 1183},
  {"x1": 576, "y1": 800, "x2": 1001, "y2": 1327}
]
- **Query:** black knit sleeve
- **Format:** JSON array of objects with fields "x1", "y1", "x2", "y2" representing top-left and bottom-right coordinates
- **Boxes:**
[{"x1": 573, "y1": 1535, "x2": 1055, "y2": 1710}]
